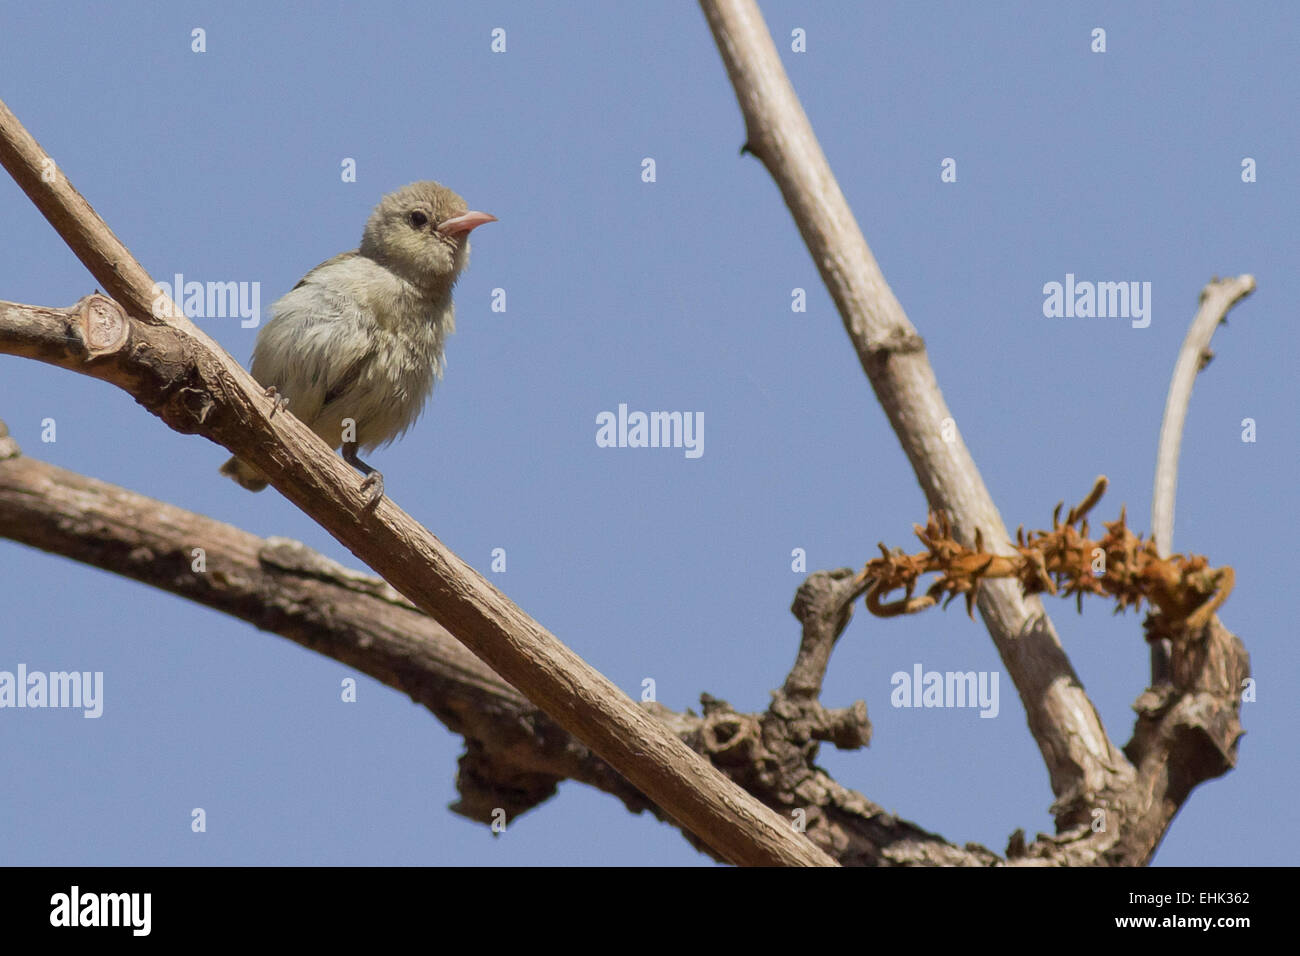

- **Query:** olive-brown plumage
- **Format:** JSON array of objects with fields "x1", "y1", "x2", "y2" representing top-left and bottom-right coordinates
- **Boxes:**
[{"x1": 219, "y1": 181, "x2": 495, "y2": 500}]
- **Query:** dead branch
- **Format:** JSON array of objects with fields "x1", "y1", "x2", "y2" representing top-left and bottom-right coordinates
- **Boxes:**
[
  {"x1": 0, "y1": 97, "x2": 834, "y2": 867},
  {"x1": 1148, "y1": 275, "x2": 1255, "y2": 681},
  {"x1": 699, "y1": 0, "x2": 1132, "y2": 829},
  {"x1": 699, "y1": 0, "x2": 1250, "y2": 863},
  {"x1": 1, "y1": 424, "x2": 991, "y2": 863}
]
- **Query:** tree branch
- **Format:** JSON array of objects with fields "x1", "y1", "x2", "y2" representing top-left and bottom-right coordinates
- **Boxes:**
[
  {"x1": 0, "y1": 97, "x2": 834, "y2": 867},
  {"x1": 1148, "y1": 275, "x2": 1256, "y2": 682},
  {"x1": 698, "y1": 0, "x2": 1250, "y2": 865},
  {"x1": 0, "y1": 422, "x2": 653, "y2": 823},
  {"x1": 699, "y1": 0, "x2": 1132, "y2": 826},
  {"x1": 0, "y1": 423, "x2": 991, "y2": 863},
  {"x1": 5, "y1": 414, "x2": 1246, "y2": 865}
]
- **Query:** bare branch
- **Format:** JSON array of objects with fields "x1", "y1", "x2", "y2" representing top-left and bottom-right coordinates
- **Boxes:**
[
  {"x1": 0, "y1": 425, "x2": 994, "y2": 863},
  {"x1": 1152, "y1": 275, "x2": 1256, "y2": 555},
  {"x1": 699, "y1": 0, "x2": 1133, "y2": 825},
  {"x1": 784, "y1": 568, "x2": 870, "y2": 699},
  {"x1": 7, "y1": 412, "x2": 1245, "y2": 865},
  {"x1": 1148, "y1": 275, "x2": 1255, "y2": 681},
  {"x1": 0, "y1": 423, "x2": 656, "y2": 823},
  {"x1": 0, "y1": 97, "x2": 834, "y2": 867}
]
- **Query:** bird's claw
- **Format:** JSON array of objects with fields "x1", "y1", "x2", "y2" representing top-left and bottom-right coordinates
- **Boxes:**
[
  {"x1": 263, "y1": 386, "x2": 289, "y2": 419},
  {"x1": 360, "y1": 471, "x2": 384, "y2": 508}
]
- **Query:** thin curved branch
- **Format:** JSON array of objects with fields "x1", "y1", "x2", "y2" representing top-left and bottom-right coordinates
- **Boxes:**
[
  {"x1": 1152, "y1": 275, "x2": 1256, "y2": 556},
  {"x1": 1148, "y1": 275, "x2": 1256, "y2": 682}
]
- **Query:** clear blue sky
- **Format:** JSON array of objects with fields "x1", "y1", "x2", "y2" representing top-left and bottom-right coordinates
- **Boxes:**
[{"x1": 2, "y1": 2, "x2": 1295, "y2": 866}]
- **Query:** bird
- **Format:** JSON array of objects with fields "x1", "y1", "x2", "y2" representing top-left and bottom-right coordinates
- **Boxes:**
[{"x1": 219, "y1": 181, "x2": 495, "y2": 503}]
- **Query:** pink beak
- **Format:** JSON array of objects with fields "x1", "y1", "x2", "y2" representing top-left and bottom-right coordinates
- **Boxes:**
[{"x1": 438, "y1": 210, "x2": 498, "y2": 236}]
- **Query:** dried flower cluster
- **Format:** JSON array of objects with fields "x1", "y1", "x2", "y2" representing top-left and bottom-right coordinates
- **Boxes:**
[{"x1": 860, "y1": 477, "x2": 1233, "y2": 642}]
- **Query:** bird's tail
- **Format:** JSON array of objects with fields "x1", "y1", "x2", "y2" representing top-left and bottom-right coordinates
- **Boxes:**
[{"x1": 219, "y1": 456, "x2": 269, "y2": 492}]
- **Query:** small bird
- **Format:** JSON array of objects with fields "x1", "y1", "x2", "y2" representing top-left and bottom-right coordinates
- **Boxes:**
[{"x1": 219, "y1": 181, "x2": 495, "y2": 502}]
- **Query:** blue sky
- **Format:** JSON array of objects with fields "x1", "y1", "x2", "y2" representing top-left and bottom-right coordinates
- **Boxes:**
[{"x1": 2, "y1": 2, "x2": 1295, "y2": 866}]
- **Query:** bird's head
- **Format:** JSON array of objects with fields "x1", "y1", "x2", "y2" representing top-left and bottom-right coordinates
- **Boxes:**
[{"x1": 359, "y1": 180, "x2": 496, "y2": 293}]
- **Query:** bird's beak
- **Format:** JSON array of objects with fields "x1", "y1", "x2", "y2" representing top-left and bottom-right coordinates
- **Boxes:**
[{"x1": 438, "y1": 211, "x2": 498, "y2": 236}]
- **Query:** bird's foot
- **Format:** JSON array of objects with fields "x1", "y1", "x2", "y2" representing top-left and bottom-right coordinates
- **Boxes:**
[
  {"x1": 263, "y1": 386, "x2": 289, "y2": 419},
  {"x1": 360, "y1": 471, "x2": 384, "y2": 509}
]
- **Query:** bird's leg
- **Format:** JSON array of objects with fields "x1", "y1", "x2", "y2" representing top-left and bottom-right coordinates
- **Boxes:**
[
  {"x1": 263, "y1": 385, "x2": 289, "y2": 420},
  {"x1": 342, "y1": 442, "x2": 384, "y2": 506}
]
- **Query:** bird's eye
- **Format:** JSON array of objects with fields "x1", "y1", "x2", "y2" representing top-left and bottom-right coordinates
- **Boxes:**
[{"x1": 408, "y1": 211, "x2": 429, "y2": 228}]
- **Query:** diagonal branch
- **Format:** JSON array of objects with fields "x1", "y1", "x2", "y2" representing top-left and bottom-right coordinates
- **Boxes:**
[
  {"x1": 0, "y1": 423, "x2": 652, "y2": 823},
  {"x1": 699, "y1": 1, "x2": 1251, "y2": 865},
  {"x1": 699, "y1": 0, "x2": 1132, "y2": 826},
  {"x1": 0, "y1": 98, "x2": 834, "y2": 867},
  {"x1": 5, "y1": 416, "x2": 1244, "y2": 866},
  {"x1": 0, "y1": 424, "x2": 991, "y2": 863}
]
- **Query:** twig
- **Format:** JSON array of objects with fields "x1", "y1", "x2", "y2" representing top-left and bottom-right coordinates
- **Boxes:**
[
  {"x1": 784, "y1": 568, "x2": 870, "y2": 698},
  {"x1": 1149, "y1": 275, "x2": 1255, "y2": 680},
  {"x1": 1152, "y1": 276, "x2": 1256, "y2": 555}
]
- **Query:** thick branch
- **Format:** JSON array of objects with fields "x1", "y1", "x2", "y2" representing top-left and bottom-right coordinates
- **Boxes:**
[
  {"x1": 0, "y1": 428, "x2": 991, "y2": 863},
  {"x1": 9, "y1": 418, "x2": 1241, "y2": 866},
  {"x1": 0, "y1": 428, "x2": 654, "y2": 823},
  {"x1": 0, "y1": 99, "x2": 834, "y2": 867},
  {"x1": 700, "y1": 2, "x2": 1252, "y2": 864},
  {"x1": 699, "y1": 0, "x2": 1132, "y2": 826}
]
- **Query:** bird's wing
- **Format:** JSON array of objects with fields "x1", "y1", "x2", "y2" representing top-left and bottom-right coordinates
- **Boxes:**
[
  {"x1": 322, "y1": 349, "x2": 373, "y2": 408},
  {"x1": 252, "y1": 254, "x2": 383, "y2": 439},
  {"x1": 292, "y1": 250, "x2": 361, "y2": 290}
]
